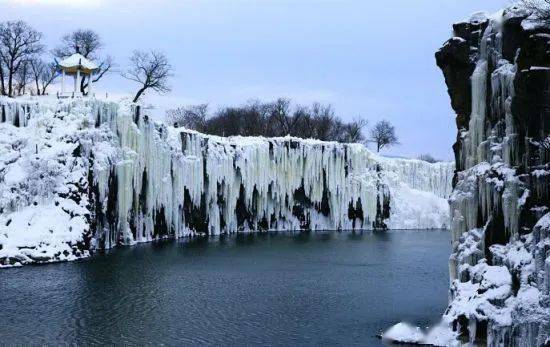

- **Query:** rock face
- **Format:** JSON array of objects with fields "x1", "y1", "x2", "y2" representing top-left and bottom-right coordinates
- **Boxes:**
[
  {"x1": 436, "y1": 4, "x2": 549, "y2": 346},
  {"x1": 0, "y1": 98, "x2": 453, "y2": 267}
]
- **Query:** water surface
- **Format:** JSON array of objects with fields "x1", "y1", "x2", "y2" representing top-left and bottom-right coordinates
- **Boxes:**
[{"x1": 0, "y1": 230, "x2": 450, "y2": 346}]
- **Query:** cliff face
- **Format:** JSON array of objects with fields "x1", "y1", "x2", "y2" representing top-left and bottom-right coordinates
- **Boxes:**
[
  {"x1": 436, "y1": 4, "x2": 549, "y2": 346},
  {"x1": 0, "y1": 98, "x2": 453, "y2": 267}
]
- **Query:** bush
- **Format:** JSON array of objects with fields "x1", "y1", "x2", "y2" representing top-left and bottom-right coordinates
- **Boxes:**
[{"x1": 418, "y1": 154, "x2": 438, "y2": 163}]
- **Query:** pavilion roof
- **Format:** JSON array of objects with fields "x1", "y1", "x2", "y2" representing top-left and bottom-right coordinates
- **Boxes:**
[{"x1": 58, "y1": 53, "x2": 99, "y2": 73}]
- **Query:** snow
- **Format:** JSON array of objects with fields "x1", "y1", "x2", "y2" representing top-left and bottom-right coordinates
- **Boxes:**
[
  {"x1": 535, "y1": 212, "x2": 550, "y2": 230},
  {"x1": 455, "y1": 11, "x2": 489, "y2": 26},
  {"x1": 3, "y1": 164, "x2": 25, "y2": 185},
  {"x1": 446, "y1": 262, "x2": 514, "y2": 326},
  {"x1": 521, "y1": 13, "x2": 550, "y2": 31},
  {"x1": 382, "y1": 322, "x2": 457, "y2": 346},
  {"x1": 443, "y1": 37, "x2": 466, "y2": 48},
  {"x1": 58, "y1": 53, "x2": 98, "y2": 70},
  {"x1": 423, "y1": 324, "x2": 458, "y2": 346},
  {"x1": 382, "y1": 322, "x2": 424, "y2": 344},
  {"x1": 518, "y1": 189, "x2": 530, "y2": 208},
  {"x1": 532, "y1": 169, "x2": 550, "y2": 177},
  {"x1": 0, "y1": 204, "x2": 89, "y2": 266},
  {"x1": 502, "y1": 2, "x2": 530, "y2": 21}
]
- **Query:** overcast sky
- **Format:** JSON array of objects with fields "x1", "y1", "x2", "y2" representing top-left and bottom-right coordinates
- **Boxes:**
[{"x1": 2, "y1": 0, "x2": 509, "y2": 159}]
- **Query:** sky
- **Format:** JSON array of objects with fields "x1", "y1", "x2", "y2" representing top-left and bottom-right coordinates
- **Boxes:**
[{"x1": 1, "y1": 0, "x2": 510, "y2": 159}]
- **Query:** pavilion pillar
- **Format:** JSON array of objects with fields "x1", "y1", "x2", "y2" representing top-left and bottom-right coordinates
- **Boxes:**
[
  {"x1": 88, "y1": 72, "x2": 93, "y2": 96},
  {"x1": 61, "y1": 70, "x2": 65, "y2": 94},
  {"x1": 75, "y1": 69, "x2": 80, "y2": 94}
]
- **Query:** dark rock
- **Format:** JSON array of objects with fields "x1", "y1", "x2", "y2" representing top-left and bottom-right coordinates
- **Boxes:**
[
  {"x1": 436, "y1": 37, "x2": 476, "y2": 130},
  {"x1": 502, "y1": 11, "x2": 529, "y2": 62}
]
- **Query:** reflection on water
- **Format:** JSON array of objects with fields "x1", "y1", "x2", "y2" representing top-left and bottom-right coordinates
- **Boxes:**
[{"x1": 0, "y1": 230, "x2": 450, "y2": 346}]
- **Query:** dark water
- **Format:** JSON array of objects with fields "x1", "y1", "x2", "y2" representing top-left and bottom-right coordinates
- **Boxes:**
[{"x1": 0, "y1": 230, "x2": 450, "y2": 346}]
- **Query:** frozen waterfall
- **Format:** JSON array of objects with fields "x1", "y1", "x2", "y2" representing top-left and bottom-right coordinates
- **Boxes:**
[{"x1": 0, "y1": 97, "x2": 453, "y2": 266}]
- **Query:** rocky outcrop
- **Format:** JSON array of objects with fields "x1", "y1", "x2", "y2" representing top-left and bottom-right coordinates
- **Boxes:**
[
  {"x1": 0, "y1": 98, "x2": 453, "y2": 267},
  {"x1": 436, "y1": 4, "x2": 549, "y2": 346}
]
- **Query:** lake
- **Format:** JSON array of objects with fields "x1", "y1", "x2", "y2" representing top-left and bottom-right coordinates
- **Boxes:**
[{"x1": 0, "y1": 230, "x2": 450, "y2": 346}]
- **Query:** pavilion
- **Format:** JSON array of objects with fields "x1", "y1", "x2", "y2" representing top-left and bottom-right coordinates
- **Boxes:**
[{"x1": 57, "y1": 53, "x2": 99, "y2": 97}]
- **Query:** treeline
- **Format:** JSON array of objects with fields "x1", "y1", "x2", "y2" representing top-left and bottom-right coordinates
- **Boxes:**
[
  {"x1": 167, "y1": 98, "x2": 369, "y2": 143},
  {"x1": 166, "y1": 99, "x2": 401, "y2": 148}
]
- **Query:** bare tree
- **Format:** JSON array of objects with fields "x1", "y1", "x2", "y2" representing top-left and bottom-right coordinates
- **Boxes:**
[
  {"x1": 334, "y1": 120, "x2": 349, "y2": 142},
  {"x1": 14, "y1": 59, "x2": 31, "y2": 95},
  {"x1": 240, "y1": 100, "x2": 269, "y2": 136},
  {"x1": 370, "y1": 120, "x2": 399, "y2": 152},
  {"x1": 29, "y1": 57, "x2": 43, "y2": 95},
  {"x1": 311, "y1": 103, "x2": 336, "y2": 141},
  {"x1": 0, "y1": 21, "x2": 43, "y2": 97},
  {"x1": 207, "y1": 107, "x2": 242, "y2": 136},
  {"x1": 54, "y1": 29, "x2": 113, "y2": 94},
  {"x1": 418, "y1": 154, "x2": 438, "y2": 163},
  {"x1": 0, "y1": 57, "x2": 5, "y2": 95},
  {"x1": 54, "y1": 29, "x2": 101, "y2": 58},
  {"x1": 268, "y1": 98, "x2": 293, "y2": 136},
  {"x1": 291, "y1": 105, "x2": 316, "y2": 138},
  {"x1": 343, "y1": 117, "x2": 367, "y2": 143},
  {"x1": 122, "y1": 50, "x2": 172, "y2": 103},
  {"x1": 166, "y1": 104, "x2": 208, "y2": 130},
  {"x1": 523, "y1": 0, "x2": 550, "y2": 24},
  {"x1": 29, "y1": 58, "x2": 57, "y2": 95}
]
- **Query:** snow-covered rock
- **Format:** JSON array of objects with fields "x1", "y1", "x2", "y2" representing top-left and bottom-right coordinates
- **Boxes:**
[
  {"x1": 0, "y1": 97, "x2": 453, "y2": 267},
  {"x1": 382, "y1": 322, "x2": 425, "y2": 344},
  {"x1": 382, "y1": 322, "x2": 457, "y2": 346}
]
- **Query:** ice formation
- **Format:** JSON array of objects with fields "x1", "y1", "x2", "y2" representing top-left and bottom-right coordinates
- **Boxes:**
[
  {"x1": 424, "y1": 3, "x2": 549, "y2": 346},
  {"x1": 0, "y1": 97, "x2": 453, "y2": 267}
]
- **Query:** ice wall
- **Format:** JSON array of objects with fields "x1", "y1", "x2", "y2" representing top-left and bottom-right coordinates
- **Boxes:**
[
  {"x1": 0, "y1": 97, "x2": 453, "y2": 266},
  {"x1": 436, "y1": 3, "x2": 549, "y2": 346},
  {"x1": 96, "y1": 108, "x2": 384, "y2": 247}
]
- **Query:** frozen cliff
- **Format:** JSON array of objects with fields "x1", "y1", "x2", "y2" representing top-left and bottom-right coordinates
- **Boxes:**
[
  {"x1": 0, "y1": 97, "x2": 453, "y2": 267},
  {"x1": 384, "y1": 3, "x2": 550, "y2": 347}
]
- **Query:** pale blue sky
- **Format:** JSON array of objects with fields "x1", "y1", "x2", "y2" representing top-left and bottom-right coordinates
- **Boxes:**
[{"x1": 2, "y1": 0, "x2": 509, "y2": 159}]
